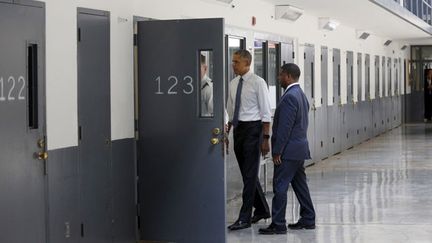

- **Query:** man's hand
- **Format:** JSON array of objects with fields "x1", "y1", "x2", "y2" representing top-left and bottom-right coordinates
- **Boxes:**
[
  {"x1": 261, "y1": 139, "x2": 270, "y2": 157},
  {"x1": 273, "y1": 154, "x2": 282, "y2": 165}
]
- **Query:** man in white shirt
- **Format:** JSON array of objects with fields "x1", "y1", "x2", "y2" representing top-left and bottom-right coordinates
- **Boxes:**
[
  {"x1": 200, "y1": 54, "x2": 213, "y2": 117},
  {"x1": 226, "y1": 49, "x2": 272, "y2": 231}
]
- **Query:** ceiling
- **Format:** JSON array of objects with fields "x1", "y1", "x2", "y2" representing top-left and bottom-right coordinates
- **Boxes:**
[{"x1": 261, "y1": 0, "x2": 432, "y2": 40}]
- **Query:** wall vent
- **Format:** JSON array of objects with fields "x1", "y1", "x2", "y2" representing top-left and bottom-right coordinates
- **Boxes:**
[{"x1": 356, "y1": 30, "x2": 370, "y2": 40}]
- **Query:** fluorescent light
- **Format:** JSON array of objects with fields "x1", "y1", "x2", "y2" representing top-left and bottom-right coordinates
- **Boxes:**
[{"x1": 319, "y1": 17, "x2": 339, "y2": 31}]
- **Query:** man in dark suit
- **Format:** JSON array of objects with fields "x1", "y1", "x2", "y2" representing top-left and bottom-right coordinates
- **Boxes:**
[{"x1": 259, "y1": 63, "x2": 316, "y2": 235}]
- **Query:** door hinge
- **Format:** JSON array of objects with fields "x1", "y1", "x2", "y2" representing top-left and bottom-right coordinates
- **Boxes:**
[
  {"x1": 78, "y1": 126, "x2": 82, "y2": 141},
  {"x1": 320, "y1": 54, "x2": 323, "y2": 61},
  {"x1": 136, "y1": 203, "x2": 141, "y2": 229},
  {"x1": 81, "y1": 223, "x2": 84, "y2": 237},
  {"x1": 134, "y1": 119, "x2": 139, "y2": 140},
  {"x1": 78, "y1": 28, "x2": 81, "y2": 42},
  {"x1": 304, "y1": 52, "x2": 306, "y2": 59},
  {"x1": 133, "y1": 34, "x2": 137, "y2": 46},
  {"x1": 292, "y1": 52, "x2": 295, "y2": 59},
  {"x1": 332, "y1": 56, "x2": 335, "y2": 62}
]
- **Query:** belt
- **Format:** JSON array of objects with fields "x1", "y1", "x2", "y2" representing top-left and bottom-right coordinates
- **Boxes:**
[{"x1": 238, "y1": 120, "x2": 261, "y2": 124}]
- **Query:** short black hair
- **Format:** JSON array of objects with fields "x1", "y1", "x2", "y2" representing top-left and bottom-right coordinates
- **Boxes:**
[
  {"x1": 234, "y1": 49, "x2": 252, "y2": 65},
  {"x1": 281, "y1": 63, "x2": 301, "y2": 81}
]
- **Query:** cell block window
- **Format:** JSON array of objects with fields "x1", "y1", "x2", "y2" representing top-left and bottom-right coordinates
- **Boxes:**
[
  {"x1": 388, "y1": 58, "x2": 392, "y2": 96},
  {"x1": 199, "y1": 50, "x2": 214, "y2": 118},
  {"x1": 254, "y1": 40, "x2": 264, "y2": 79},
  {"x1": 268, "y1": 42, "x2": 278, "y2": 109},
  {"x1": 421, "y1": 46, "x2": 432, "y2": 60},
  {"x1": 227, "y1": 37, "x2": 242, "y2": 82},
  {"x1": 28, "y1": 43, "x2": 38, "y2": 129}
]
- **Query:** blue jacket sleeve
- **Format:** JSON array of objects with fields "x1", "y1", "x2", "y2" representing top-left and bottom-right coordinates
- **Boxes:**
[{"x1": 272, "y1": 93, "x2": 298, "y2": 156}]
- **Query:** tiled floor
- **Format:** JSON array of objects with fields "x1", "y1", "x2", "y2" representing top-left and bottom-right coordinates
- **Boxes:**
[{"x1": 227, "y1": 124, "x2": 432, "y2": 243}]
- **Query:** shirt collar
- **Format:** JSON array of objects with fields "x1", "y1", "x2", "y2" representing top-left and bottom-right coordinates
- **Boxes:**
[
  {"x1": 283, "y1": 82, "x2": 300, "y2": 95},
  {"x1": 201, "y1": 75, "x2": 211, "y2": 88},
  {"x1": 240, "y1": 69, "x2": 253, "y2": 81}
]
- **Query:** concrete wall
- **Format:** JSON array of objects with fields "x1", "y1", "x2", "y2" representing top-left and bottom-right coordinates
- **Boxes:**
[{"x1": 40, "y1": 0, "x2": 410, "y2": 149}]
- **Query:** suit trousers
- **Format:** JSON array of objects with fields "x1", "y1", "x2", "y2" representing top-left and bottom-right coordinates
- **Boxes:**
[
  {"x1": 233, "y1": 121, "x2": 270, "y2": 222},
  {"x1": 272, "y1": 159, "x2": 315, "y2": 226}
]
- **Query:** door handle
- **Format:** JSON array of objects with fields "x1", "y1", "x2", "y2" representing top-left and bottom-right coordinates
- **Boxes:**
[
  {"x1": 37, "y1": 139, "x2": 45, "y2": 149},
  {"x1": 212, "y1": 128, "x2": 221, "y2": 136},
  {"x1": 210, "y1": 138, "x2": 220, "y2": 145},
  {"x1": 36, "y1": 151, "x2": 48, "y2": 160}
]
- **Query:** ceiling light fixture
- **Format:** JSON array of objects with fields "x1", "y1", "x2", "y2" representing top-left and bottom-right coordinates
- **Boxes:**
[
  {"x1": 275, "y1": 5, "x2": 304, "y2": 22},
  {"x1": 319, "y1": 17, "x2": 339, "y2": 31}
]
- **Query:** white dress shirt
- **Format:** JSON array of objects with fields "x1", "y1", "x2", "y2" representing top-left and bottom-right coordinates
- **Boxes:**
[
  {"x1": 227, "y1": 70, "x2": 272, "y2": 123},
  {"x1": 201, "y1": 75, "x2": 213, "y2": 116}
]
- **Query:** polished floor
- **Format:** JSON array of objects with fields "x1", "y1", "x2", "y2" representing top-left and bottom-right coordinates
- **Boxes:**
[{"x1": 227, "y1": 124, "x2": 432, "y2": 243}]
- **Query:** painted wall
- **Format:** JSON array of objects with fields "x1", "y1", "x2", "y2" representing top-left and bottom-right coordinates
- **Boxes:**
[{"x1": 42, "y1": 0, "x2": 410, "y2": 149}]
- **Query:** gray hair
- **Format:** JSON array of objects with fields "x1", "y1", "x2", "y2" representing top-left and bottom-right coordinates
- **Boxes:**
[{"x1": 234, "y1": 49, "x2": 252, "y2": 65}]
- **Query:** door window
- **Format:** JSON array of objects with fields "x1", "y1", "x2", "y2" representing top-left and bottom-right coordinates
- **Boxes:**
[{"x1": 199, "y1": 50, "x2": 214, "y2": 118}]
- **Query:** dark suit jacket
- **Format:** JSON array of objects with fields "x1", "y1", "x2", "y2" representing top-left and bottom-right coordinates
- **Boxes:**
[{"x1": 271, "y1": 84, "x2": 311, "y2": 161}]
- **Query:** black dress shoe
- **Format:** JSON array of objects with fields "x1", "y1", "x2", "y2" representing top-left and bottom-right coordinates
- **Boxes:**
[
  {"x1": 288, "y1": 222, "x2": 316, "y2": 230},
  {"x1": 259, "y1": 223, "x2": 287, "y2": 235},
  {"x1": 251, "y1": 214, "x2": 271, "y2": 224},
  {"x1": 228, "y1": 220, "x2": 251, "y2": 231}
]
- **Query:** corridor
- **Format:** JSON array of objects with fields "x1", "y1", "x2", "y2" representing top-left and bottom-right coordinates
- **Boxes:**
[{"x1": 228, "y1": 124, "x2": 432, "y2": 243}]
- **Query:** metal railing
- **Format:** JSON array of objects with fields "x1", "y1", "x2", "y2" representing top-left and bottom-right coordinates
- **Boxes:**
[{"x1": 399, "y1": 0, "x2": 432, "y2": 25}]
